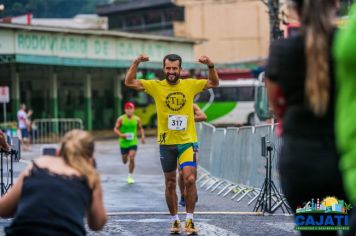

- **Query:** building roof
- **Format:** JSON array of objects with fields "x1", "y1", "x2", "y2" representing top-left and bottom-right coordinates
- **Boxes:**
[
  {"x1": 1, "y1": 14, "x2": 108, "y2": 30},
  {"x1": 31, "y1": 15, "x2": 108, "y2": 30},
  {"x1": 97, "y1": 0, "x2": 174, "y2": 15},
  {"x1": 0, "y1": 22, "x2": 195, "y2": 44}
]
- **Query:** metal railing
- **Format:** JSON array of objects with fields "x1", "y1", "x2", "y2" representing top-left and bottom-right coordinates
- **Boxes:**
[
  {"x1": 31, "y1": 118, "x2": 83, "y2": 144},
  {"x1": 196, "y1": 122, "x2": 288, "y2": 211},
  {"x1": 0, "y1": 149, "x2": 16, "y2": 196}
]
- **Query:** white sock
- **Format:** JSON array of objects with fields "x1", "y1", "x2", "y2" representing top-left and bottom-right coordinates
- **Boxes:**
[
  {"x1": 171, "y1": 214, "x2": 180, "y2": 222},
  {"x1": 186, "y1": 213, "x2": 194, "y2": 221}
]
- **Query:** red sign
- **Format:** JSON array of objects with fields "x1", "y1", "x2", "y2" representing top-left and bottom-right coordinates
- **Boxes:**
[{"x1": 0, "y1": 86, "x2": 10, "y2": 103}]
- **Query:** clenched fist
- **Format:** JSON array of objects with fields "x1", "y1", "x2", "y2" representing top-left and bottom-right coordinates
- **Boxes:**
[
  {"x1": 134, "y1": 54, "x2": 150, "y2": 64},
  {"x1": 198, "y1": 55, "x2": 214, "y2": 68}
]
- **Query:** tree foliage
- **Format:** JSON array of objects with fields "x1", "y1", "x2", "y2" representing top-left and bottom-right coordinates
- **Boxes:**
[{"x1": 0, "y1": 0, "x2": 109, "y2": 18}]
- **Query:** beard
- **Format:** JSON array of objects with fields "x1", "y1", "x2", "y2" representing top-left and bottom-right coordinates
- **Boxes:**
[{"x1": 165, "y1": 73, "x2": 180, "y2": 84}]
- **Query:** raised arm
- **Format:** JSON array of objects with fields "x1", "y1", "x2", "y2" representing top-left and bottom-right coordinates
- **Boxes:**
[
  {"x1": 0, "y1": 164, "x2": 32, "y2": 218},
  {"x1": 27, "y1": 110, "x2": 33, "y2": 119},
  {"x1": 193, "y1": 104, "x2": 207, "y2": 122},
  {"x1": 124, "y1": 54, "x2": 150, "y2": 91},
  {"x1": 137, "y1": 118, "x2": 145, "y2": 144},
  {"x1": 198, "y1": 56, "x2": 219, "y2": 89},
  {"x1": 87, "y1": 178, "x2": 107, "y2": 231}
]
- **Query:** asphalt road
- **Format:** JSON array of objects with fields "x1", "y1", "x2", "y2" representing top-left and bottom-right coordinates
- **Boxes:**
[{"x1": 0, "y1": 138, "x2": 297, "y2": 236}]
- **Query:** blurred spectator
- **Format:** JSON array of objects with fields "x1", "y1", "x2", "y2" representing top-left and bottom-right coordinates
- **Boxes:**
[
  {"x1": 265, "y1": 0, "x2": 345, "y2": 235},
  {"x1": 17, "y1": 104, "x2": 32, "y2": 151},
  {"x1": 0, "y1": 130, "x2": 107, "y2": 235},
  {"x1": 334, "y1": 3, "x2": 356, "y2": 235}
]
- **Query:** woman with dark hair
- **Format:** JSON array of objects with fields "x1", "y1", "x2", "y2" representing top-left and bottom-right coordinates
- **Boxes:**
[{"x1": 265, "y1": 0, "x2": 345, "y2": 235}]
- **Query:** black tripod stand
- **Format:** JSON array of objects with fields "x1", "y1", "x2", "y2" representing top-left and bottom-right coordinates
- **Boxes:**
[
  {"x1": 0, "y1": 149, "x2": 14, "y2": 196},
  {"x1": 253, "y1": 138, "x2": 291, "y2": 214}
]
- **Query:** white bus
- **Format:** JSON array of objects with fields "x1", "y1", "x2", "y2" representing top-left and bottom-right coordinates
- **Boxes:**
[{"x1": 195, "y1": 79, "x2": 264, "y2": 126}]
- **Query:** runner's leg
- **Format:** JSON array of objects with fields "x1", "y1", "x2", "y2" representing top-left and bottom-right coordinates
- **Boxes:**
[
  {"x1": 121, "y1": 153, "x2": 128, "y2": 164},
  {"x1": 182, "y1": 166, "x2": 197, "y2": 213},
  {"x1": 178, "y1": 144, "x2": 198, "y2": 234},
  {"x1": 178, "y1": 167, "x2": 185, "y2": 206},
  {"x1": 164, "y1": 171, "x2": 178, "y2": 216},
  {"x1": 128, "y1": 149, "x2": 136, "y2": 174},
  {"x1": 178, "y1": 144, "x2": 197, "y2": 213},
  {"x1": 160, "y1": 145, "x2": 181, "y2": 233},
  {"x1": 182, "y1": 165, "x2": 198, "y2": 235}
]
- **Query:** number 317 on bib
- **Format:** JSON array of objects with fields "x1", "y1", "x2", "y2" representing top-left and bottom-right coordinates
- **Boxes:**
[{"x1": 168, "y1": 115, "x2": 187, "y2": 131}]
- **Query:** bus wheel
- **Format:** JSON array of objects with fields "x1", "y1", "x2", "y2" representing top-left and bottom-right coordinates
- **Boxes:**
[
  {"x1": 247, "y1": 113, "x2": 255, "y2": 126},
  {"x1": 150, "y1": 115, "x2": 157, "y2": 128}
]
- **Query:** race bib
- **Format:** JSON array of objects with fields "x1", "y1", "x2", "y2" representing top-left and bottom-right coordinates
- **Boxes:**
[
  {"x1": 125, "y1": 132, "x2": 135, "y2": 140},
  {"x1": 168, "y1": 115, "x2": 187, "y2": 131}
]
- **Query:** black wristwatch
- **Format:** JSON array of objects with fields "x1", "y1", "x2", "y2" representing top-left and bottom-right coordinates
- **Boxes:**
[{"x1": 208, "y1": 64, "x2": 214, "y2": 69}]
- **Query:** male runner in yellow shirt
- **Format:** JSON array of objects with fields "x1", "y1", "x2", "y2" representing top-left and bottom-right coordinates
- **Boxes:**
[{"x1": 125, "y1": 53, "x2": 219, "y2": 235}]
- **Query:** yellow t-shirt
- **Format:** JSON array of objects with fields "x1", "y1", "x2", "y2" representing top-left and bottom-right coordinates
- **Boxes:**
[{"x1": 140, "y1": 79, "x2": 207, "y2": 145}]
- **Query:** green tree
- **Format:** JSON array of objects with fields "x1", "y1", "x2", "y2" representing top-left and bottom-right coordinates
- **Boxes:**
[{"x1": 0, "y1": 0, "x2": 110, "y2": 18}]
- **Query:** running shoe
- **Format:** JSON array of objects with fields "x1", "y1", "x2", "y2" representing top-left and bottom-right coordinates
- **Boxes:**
[
  {"x1": 184, "y1": 219, "x2": 198, "y2": 235},
  {"x1": 179, "y1": 196, "x2": 186, "y2": 207},
  {"x1": 127, "y1": 175, "x2": 135, "y2": 184},
  {"x1": 170, "y1": 220, "x2": 181, "y2": 234}
]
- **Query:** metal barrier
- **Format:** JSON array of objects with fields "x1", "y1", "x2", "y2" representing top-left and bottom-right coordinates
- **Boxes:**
[
  {"x1": 31, "y1": 118, "x2": 84, "y2": 144},
  {"x1": 197, "y1": 122, "x2": 288, "y2": 211},
  {"x1": 0, "y1": 149, "x2": 16, "y2": 196},
  {"x1": 10, "y1": 137, "x2": 21, "y2": 161}
]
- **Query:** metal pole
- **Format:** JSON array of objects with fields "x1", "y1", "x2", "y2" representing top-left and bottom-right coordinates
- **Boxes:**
[
  {"x1": 264, "y1": 0, "x2": 281, "y2": 41},
  {"x1": 2, "y1": 103, "x2": 6, "y2": 127},
  {"x1": 268, "y1": 145, "x2": 272, "y2": 212},
  {"x1": 10, "y1": 150, "x2": 13, "y2": 187},
  {"x1": 1, "y1": 151, "x2": 3, "y2": 196}
]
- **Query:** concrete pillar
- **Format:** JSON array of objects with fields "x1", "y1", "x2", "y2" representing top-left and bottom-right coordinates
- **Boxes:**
[
  {"x1": 10, "y1": 65, "x2": 20, "y2": 120},
  {"x1": 84, "y1": 73, "x2": 92, "y2": 131},
  {"x1": 50, "y1": 73, "x2": 58, "y2": 119},
  {"x1": 114, "y1": 73, "x2": 122, "y2": 120}
]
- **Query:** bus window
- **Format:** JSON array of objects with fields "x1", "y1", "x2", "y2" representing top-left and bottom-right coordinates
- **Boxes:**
[
  {"x1": 254, "y1": 72, "x2": 272, "y2": 121},
  {"x1": 255, "y1": 85, "x2": 272, "y2": 120},
  {"x1": 236, "y1": 87, "x2": 255, "y2": 101},
  {"x1": 195, "y1": 90, "x2": 211, "y2": 103},
  {"x1": 214, "y1": 87, "x2": 254, "y2": 102}
]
